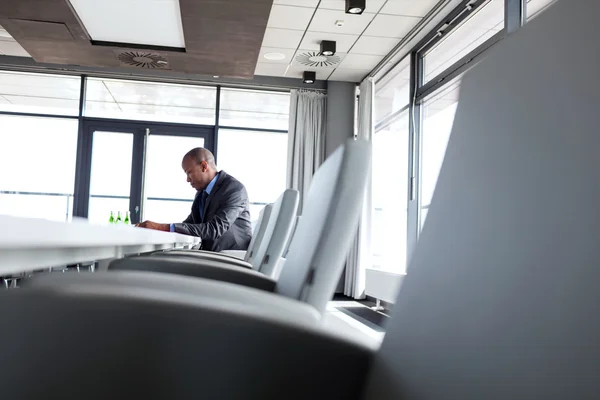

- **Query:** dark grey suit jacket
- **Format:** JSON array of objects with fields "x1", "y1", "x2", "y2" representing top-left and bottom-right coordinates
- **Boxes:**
[{"x1": 173, "y1": 171, "x2": 252, "y2": 252}]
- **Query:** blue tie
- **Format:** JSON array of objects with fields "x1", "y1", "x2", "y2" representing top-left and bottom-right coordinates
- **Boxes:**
[{"x1": 199, "y1": 191, "x2": 209, "y2": 220}]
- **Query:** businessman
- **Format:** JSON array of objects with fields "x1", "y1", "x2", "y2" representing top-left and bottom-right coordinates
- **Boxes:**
[{"x1": 137, "y1": 148, "x2": 252, "y2": 252}]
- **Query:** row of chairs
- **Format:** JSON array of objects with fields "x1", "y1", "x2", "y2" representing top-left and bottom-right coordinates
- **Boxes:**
[{"x1": 24, "y1": 139, "x2": 368, "y2": 320}]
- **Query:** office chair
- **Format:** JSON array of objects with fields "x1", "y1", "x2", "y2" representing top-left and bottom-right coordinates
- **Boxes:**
[
  {"x1": 144, "y1": 189, "x2": 299, "y2": 276},
  {"x1": 156, "y1": 202, "x2": 274, "y2": 267}
]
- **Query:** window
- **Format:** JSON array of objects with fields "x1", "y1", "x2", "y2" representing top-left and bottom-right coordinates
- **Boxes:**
[
  {"x1": 526, "y1": 0, "x2": 557, "y2": 20},
  {"x1": 85, "y1": 78, "x2": 217, "y2": 125},
  {"x1": 0, "y1": 71, "x2": 81, "y2": 116},
  {"x1": 88, "y1": 131, "x2": 133, "y2": 224},
  {"x1": 217, "y1": 129, "x2": 288, "y2": 221},
  {"x1": 423, "y1": 0, "x2": 504, "y2": 84},
  {"x1": 372, "y1": 110, "x2": 409, "y2": 273},
  {"x1": 144, "y1": 135, "x2": 206, "y2": 222},
  {"x1": 0, "y1": 115, "x2": 78, "y2": 221},
  {"x1": 219, "y1": 88, "x2": 290, "y2": 130},
  {"x1": 375, "y1": 57, "x2": 411, "y2": 126},
  {"x1": 420, "y1": 78, "x2": 461, "y2": 229}
]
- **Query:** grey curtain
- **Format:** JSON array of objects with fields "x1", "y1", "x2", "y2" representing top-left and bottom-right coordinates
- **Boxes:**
[
  {"x1": 286, "y1": 89, "x2": 327, "y2": 212},
  {"x1": 344, "y1": 77, "x2": 374, "y2": 299}
]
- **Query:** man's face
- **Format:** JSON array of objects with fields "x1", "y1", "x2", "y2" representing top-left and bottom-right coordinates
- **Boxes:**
[{"x1": 182, "y1": 156, "x2": 210, "y2": 191}]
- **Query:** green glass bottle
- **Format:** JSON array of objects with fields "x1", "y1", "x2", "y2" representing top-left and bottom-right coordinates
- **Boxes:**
[
  {"x1": 116, "y1": 211, "x2": 123, "y2": 224},
  {"x1": 109, "y1": 211, "x2": 115, "y2": 224},
  {"x1": 124, "y1": 211, "x2": 130, "y2": 225}
]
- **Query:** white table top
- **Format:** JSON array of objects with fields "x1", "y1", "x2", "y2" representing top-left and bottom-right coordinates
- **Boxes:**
[{"x1": 0, "y1": 215, "x2": 200, "y2": 276}]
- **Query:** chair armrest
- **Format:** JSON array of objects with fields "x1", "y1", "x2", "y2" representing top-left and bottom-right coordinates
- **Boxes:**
[
  {"x1": 219, "y1": 250, "x2": 247, "y2": 259},
  {"x1": 156, "y1": 250, "x2": 253, "y2": 269},
  {"x1": 109, "y1": 256, "x2": 275, "y2": 292},
  {"x1": 2, "y1": 284, "x2": 373, "y2": 399}
]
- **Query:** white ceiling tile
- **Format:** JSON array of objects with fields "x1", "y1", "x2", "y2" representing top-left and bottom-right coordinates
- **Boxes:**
[
  {"x1": 338, "y1": 53, "x2": 383, "y2": 70},
  {"x1": 254, "y1": 63, "x2": 289, "y2": 77},
  {"x1": 257, "y1": 47, "x2": 296, "y2": 64},
  {"x1": 329, "y1": 68, "x2": 370, "y2": 82},
  {"x1": 319, "y1": 0, "x2": 386, "y2": 13},
  {"x1": 350, "y1": 35, "x2": 399, "y2": 55},
  {"x1": 308, "y1": 8, "x2": 375, "y2": 35},
  {"x1": 379, "y1": 0, "x2": 442, "y2": 17},
  {"x1": 0, "y1": 41, "x2": 30, "y2": 57},
  {"x1": 262, "y1": 28, "x2": 305, "y2": 49},
  {"x1": 299, "y1": 31, "x2": 359, "y2": 53},
  {"x1": 363, "y1": 14, "x2": 421, "y2": 38},
  {"x1": 0, "y1": 95, "x2": 10, "y2": 105},
  {"x1": 286, "y1": 67, "x2": 334, "y2": 81},
  {"x1": 273, "y1": 0, "x2": 319, "y2": 7},
  {"x1": 292, "y1": 49, "x2": 347, "y2": 69},
  {"x1": 267, "y1": 5, "x2": 316, "y2": 30}
]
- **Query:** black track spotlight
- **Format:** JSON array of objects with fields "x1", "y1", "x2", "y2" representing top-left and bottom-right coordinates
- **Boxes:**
[
  {"x1": 320, "y1": 40, "x2": 337, "y2": 56},
  {"x1": 345, "y1": 0, "x2": 366, "y2": 15},
  {"x1": 303, "y1": 71, "x2": 316, "y2": 84}
]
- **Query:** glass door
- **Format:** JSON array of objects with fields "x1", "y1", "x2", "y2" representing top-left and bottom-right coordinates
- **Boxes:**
[{"x1": 77, "y1": 120, "x2": 214, "y2": 225}]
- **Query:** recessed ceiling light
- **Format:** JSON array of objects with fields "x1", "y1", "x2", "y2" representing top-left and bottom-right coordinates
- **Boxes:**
[
  {"x1": 345, "y1": 0, "x2": 366, "y2": 15},
  {"x1": 303, "y1": 71, "x2": 316, "y2": 84},
  {"x1": 264, "y1": 52, "x2": 286, "y2": 61},
  {"x1": 213, "y1": 75, "x2": 220, "y2": 78}
]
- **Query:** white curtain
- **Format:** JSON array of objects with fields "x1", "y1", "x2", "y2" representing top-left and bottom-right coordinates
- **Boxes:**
[
  {"x1": 344, "y1": 77, "x2": 374, "y2": 299},
  {"x1": 287, "y1": 89, "x2": 327, "y2": 212}
]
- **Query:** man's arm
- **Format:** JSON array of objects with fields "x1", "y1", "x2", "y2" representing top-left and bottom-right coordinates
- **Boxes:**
[{"x1": 173, "y1": 184, "x2": 248, "y2": 240}]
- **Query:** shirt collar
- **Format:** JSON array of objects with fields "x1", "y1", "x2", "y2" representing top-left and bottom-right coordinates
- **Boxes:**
[{"x1": 204, "y1": 172, "x2": 219, "y2": 195}]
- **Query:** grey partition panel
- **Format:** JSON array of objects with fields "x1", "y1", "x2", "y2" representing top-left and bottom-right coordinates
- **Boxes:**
[{"x1": 365, "y1": 1, "x2": 600, "y2": 399}]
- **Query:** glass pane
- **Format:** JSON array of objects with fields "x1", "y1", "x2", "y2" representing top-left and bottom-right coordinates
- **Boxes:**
[
  {"x1": 423, "y1": 0, "x2": 504, "y2": 84},
  {"x1": 145, "y1": 135, "x2": 205, "y2": 200},
  {"x1": 372, "y1": 111, "x2": 409, "y2": 273},
  {"x1": 0, "y1": 115, "x2": 77, "y2": 221},
  {"x1": 421, "y1": 77, "x2": 461, "y2": 222},
  {"x1": 144, "y1": 199, "x2": 193, "y2": 223},
  {"x1": 217, "y1": 129, "x2": 288, "y2": 222},
  {"x1": 88, "y1": 131, "x2": 133, "y2": 224},
  {"x1": 85, "y1": 78, "x2": 217, "y2": 125},
  {"x1": 0, "y1": 71, "x2": 81, "y2": 116},
  {"x1": 526, "y1": 0, "x2": 557, "y2": 20},
  {"x1": 375, "y1": 56, "x2": 410, "y2": 125},
  {"x1": 143, "y1": 134, "x2": 205, "y2": 222},
  {"x1": 219, "y1": 88, "x2": 290, "y2": 130}
]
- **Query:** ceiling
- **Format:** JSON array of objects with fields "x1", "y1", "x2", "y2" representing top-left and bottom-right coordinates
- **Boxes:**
[
  {"x1": 0, "y1": 25, "x2": 29, "y2": 57},
  {"x1": 0, "y1": 0, "x2": 274, "y2": 79},
  {"x1": 256, "y1": 0, "x2": 443, "y2": 82}
]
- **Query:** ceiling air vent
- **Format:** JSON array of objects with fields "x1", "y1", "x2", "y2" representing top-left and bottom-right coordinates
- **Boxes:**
[
  {"x1": 295, "y1": 51, "x2": 341, "y2": 68},
  {"x1": 115, "y1": 50, "x2": 170, "y2": 69}
]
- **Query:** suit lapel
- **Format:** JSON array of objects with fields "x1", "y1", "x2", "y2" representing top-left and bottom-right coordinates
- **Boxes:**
[{"x1": 202, "y1": 171, "x2": 227, "y2": 221}]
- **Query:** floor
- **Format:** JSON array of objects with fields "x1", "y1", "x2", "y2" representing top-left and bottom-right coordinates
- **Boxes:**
[{"x1": 321, "y1": 295, "x2": 390, "y2": 349}]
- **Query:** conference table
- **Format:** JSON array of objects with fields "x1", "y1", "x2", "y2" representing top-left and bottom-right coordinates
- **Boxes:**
[{"x1": 0, "y1": 215, "x2": 201, "y2": 277}]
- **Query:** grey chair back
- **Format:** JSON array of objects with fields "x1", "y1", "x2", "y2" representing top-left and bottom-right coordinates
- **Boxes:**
[
  {"x1": 245, "y1": 204, "x2": 273, "y2": 265},
  {"x1": 364, "y1": 1, "x2": 600, "y2": 399},
  {"x1": 282, "y1": 216, "x2": 300, "y2": 258},
  {"x1": 254, "y1": 189, "x2": 299, "y2": 277},
  {"x1": 276, "y1": 139, "x2": 371, "y2": 314}
]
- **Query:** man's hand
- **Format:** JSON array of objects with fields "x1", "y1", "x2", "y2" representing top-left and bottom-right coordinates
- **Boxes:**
[{"x1": 135, "y1": 220, "x2": 170, "y2": 232}]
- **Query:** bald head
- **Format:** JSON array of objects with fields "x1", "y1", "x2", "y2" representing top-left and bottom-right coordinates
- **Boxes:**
[
  {"x1": 182, "y1": 147, "x2": 218, "y2": 191},
  {"x1": 183, "y1": 147, "x2": 216, "y2": 169}
]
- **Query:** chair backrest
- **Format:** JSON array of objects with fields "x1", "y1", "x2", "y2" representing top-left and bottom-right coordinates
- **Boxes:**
[
  {"x1": 364, "y1": 1, "x2": 600, "y2": 399},
  {"x1": 282, "y1": 216, "x2": 300, "y2": 258},
  {"x1": 255, "y1": 190, "x2": 299, "y2": 277},
  {"x1": 275, "y1": 139, "x2": 371, "y2": 314},
  {"x1": 245, "y1": 204, "x2": 273, "y2": 264}
]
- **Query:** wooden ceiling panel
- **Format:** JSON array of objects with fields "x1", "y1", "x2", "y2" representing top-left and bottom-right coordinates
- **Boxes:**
[{"x1": 0, "y1": 0, "x2": 274, "y2": 79}]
